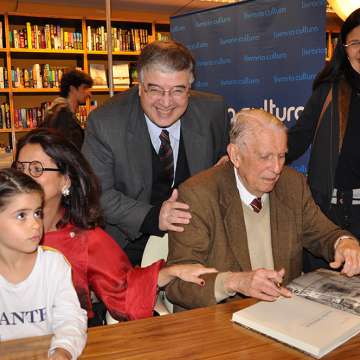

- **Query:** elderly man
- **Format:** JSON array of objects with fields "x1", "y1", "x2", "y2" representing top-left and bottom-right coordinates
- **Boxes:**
[
  {"x1": 82, "y1": 40, "x2": 229, "y2": 265},
  {"x1": 166, "y1": 108, "x2": 360, "y2": 309}
]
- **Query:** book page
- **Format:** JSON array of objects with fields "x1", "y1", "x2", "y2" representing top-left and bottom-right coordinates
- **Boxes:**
[{"x1": 288, "y1": 269, "x2": 360, "y2": 315}]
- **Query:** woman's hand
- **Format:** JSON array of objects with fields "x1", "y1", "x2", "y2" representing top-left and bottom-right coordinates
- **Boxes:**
[{"x1": 158, "y1": 263, "x2": 217, "y2": 288}]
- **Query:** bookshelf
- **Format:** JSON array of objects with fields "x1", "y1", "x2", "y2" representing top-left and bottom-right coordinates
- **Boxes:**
[{"x1": 0, "y1": 12, "x2": 170, "y2": 160}]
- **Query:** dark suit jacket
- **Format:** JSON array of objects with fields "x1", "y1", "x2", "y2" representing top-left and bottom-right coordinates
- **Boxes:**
[
  {"x1": 165, "y1": 162, "x2": 351, "y2": 309},
  {"x1": 82, "y1": 86, "x2": 229, "y2": 248}
]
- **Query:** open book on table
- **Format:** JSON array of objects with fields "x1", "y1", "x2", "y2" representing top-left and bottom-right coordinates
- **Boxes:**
[
  {"x1": 232, "y1": 269, "x2": 360, "y2": 358},
  {"x1": 287, "y1": 268, "x2": 360, "y2": 315}
]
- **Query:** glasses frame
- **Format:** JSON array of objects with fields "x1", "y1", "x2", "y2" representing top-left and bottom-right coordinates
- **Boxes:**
[
  {"x1": 344, "y1": 40, "x2": 360, "y2": 48},
  {"x1": 142, "y1": 83, "x2": 190, "y2": 100},
  {"x1": 13, "y1": 161, "x2": 61, "y2": 178}
]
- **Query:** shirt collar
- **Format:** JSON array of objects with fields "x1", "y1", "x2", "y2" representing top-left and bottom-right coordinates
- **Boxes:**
[
  {"x1": 144, "y1": 113, "x2": 181, "y2": 145},
  {"x1": 233, "y1": 167, "x2": 268, "y2": 208}
]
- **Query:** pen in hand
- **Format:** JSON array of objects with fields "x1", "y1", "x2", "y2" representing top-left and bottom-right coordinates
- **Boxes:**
[{"x1": 271, "y1": 269, "x2": 292, "y2": 298}]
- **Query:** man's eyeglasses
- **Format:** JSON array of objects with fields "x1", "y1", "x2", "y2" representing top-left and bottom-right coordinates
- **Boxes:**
[
  {"x1": 344, "y1": 40, "x2": 360, "y2": 49},
  {"x1": 142, "y1": 84, "x2": 189, "y2": 100},
  {"x1": 13, "y1": 161, "x2": 61, "y2": 178}
]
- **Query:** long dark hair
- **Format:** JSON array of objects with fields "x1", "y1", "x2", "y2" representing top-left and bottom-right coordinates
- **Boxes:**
[
  {"x1": 0, "y1": 168, "x2": 44, "y2": 211},
  {"x1": 14, "y1": 128, "x2": 102, "y2": 229},
  {"x1": 313, "y1": 8, "x2": 360, "y2": 90}
]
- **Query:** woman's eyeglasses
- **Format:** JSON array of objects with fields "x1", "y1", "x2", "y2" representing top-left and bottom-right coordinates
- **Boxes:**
[
  {"x1": 13, "y1": 161, "x2": 60, "y2": 178},
  {"x1": 344, "y1": 40, "x2": 360, "y2": 49}
]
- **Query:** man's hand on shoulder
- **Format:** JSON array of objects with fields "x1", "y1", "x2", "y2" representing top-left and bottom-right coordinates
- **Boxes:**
[
  {"x1": 159, "y1": 189, "x2": 191, "y2": 232},
  {"x1": 223, "y1": 268, "x2": 292, "y2": 301},
  {"x1": 330, "y1": 236, "x2": 360, "y2": 276}
]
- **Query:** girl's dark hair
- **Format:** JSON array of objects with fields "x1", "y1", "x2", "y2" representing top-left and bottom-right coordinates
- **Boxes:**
[
  {"x1": 14, "y1": 128, "x2": 102, "y2": 229},
  {"x1": 0, "y1": 168, "x2": 44, "y2": 211},
  {"x1": 313, "y1": 8, "x2": 360, "y2": 90}
]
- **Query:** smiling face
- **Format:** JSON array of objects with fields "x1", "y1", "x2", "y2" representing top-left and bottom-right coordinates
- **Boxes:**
[
  {"x1": 0, "y1": 192, "x2": 43, "y2": 258},
  {"x1": 138, "y1": 68, "x2": 191, "y2": 127},
  {"x1": 345, "y1": 24, "x2": 360, "y2": 74},
  {"x1": 228, "y1": 126, "x2": 287, "y2": 197},
  {"x1": 16, "y1": 143, "x2": 70, "y2": 207}
]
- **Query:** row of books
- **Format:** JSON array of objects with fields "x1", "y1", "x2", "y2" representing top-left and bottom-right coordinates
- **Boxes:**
[
  {"x1": 11, "y1": 64, "x2": 67, "y2": 89},
  {"x1": 0, "y1": 67, "x2": 9, "y2": 88},
  {"x1": 89, "y1": 63, "x2": 130, "y2": 88},
  {"x1": 156, "y1": 32, "x2": 170, "y2": 41},
  {"x1": 87, "y1": 26, "x2": 149, "y2": 52},
  {"x1": 89, "y1": 63, "x2": 139, "y2": 88},
  {"x1": 14, "y1": 106, "x2": 43, "y2": 129},
  {"x1": 9, "y1": 23, "x2": 83, "y2": 50},
  {"x1": 12, "y1": 103, "x2": 89, "y2": 130},
  {"x1": 0, "y1": 63, "x2": 137, "y2": 90},
  {"x1": 0, "y1": 103, "x2": 11, "y2": 129}
]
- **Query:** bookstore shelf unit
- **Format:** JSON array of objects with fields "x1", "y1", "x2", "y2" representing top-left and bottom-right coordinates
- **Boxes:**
[{"x1": 0, "y1": 12, "x2": 169, "y2": 157}]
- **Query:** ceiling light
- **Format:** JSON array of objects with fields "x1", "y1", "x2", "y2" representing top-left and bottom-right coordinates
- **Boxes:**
[{"x1": 327, "y1": 0, "x2": 359, "y2": 21}]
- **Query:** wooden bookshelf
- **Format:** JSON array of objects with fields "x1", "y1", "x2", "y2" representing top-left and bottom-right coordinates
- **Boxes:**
[{"x1": 0, "y1": 12, "x2": 169, "y2": 159}]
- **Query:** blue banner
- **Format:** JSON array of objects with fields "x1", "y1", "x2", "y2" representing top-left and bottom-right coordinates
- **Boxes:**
[{"x1": 171, "y1": 0, "x2": 327, "y2": 173}]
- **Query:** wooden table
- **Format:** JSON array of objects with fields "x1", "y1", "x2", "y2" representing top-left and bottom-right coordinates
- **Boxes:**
[{"x1": 2, "y1": 299, "x2": 360, "y2": 359}]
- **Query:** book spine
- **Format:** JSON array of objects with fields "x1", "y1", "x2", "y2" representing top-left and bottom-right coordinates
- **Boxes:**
[
  {"x1": 0, "y1": 67, "x2": 4, "y2": 88},
  {"x1": 0, "y1": 21, "x2": 3, "y2": 48},
  {"x1": 87, "y1": 26, "x2": 92, "y2": 50},
  {"x1": 5, "y1": 103, "x2": 10, "y2": 128},
  {"x1": 26, "y1": 22, "x2": 32, "y2": 49}
]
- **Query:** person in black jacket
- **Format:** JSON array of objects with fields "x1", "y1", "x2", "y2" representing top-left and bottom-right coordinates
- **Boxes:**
[
  {"x1": 286, "y1": 8, "x2": 360, "y2": 271},
  {"x1": 43, "y1": 69, "x2": 93, "y2": 149}
]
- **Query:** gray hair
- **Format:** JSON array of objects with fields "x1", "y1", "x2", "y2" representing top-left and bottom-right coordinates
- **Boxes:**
[
  {"x1": 137, "y1": 40, "x2": 195, "y2": 84},
  {"x1": 230, "y1": 108, "x2": 287, "y2": 148}
]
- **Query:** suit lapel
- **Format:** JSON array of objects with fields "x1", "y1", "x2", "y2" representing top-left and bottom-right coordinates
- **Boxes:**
[
  {"x1": 269, "y1": 185, "x2": 295, "y2": 282},
  {"x1": 220, "y1": 164, "x2": 252, "y2": 271},
  {"x1": 127, "y1": 92, "x2": 153, "y2": 196},
  {"x1": 181, "y1": 96, "x2": 210, "y2": 175}
]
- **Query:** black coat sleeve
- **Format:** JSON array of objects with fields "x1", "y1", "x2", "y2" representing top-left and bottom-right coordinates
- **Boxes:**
[{"x1": 286, "y1": 83, "x2": 331, "y2": 163}]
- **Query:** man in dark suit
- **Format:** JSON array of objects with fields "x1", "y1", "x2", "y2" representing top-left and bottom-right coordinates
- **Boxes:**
[
  {"x1": 82, "y1": 40, "x2": 229, "y2": 265},
  {"x1": 166, "y1": 108, "x2": 360, "y2": 309}
]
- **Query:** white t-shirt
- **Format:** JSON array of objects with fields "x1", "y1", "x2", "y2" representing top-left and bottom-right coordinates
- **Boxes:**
[{"x1": 0, "y1": 246, "x2": 87, "y2": 359}]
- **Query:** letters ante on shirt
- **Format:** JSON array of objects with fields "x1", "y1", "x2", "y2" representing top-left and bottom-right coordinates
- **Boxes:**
[{"x1": 0, "y1": 308, "x2": 47, "y2": 326}]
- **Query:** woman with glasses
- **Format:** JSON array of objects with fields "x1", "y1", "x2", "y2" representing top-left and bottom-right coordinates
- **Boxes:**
[
  {"x1": 286, "y1": 8, "x2": 360, "y2": 271},
  {"x1": 13, "y1": 128, "x2": 216, "y2": 325}
]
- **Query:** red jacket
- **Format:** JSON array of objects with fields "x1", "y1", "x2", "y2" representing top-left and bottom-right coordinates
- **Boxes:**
[{"x1": 43, "y1": 224, "x2": 163, "y2": 321}]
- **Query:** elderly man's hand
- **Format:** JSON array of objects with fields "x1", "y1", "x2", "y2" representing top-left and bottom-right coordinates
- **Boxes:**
[
  {"x1": 223, "y1": 268, "x2": 292, "y2": 301},
  {"x1": 330, "y1": 237, "x2": 360, "y2": 276},
  {"x1": 159, "y1": 189, "x2": 192, "y2": 232}
]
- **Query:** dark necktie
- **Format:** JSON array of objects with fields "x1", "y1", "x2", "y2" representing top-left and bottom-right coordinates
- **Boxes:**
[
  {"x1": 250, "y1": 197, "x2": 262, "y2": 213},
  {"x1": 159, "y1": 130, "x2": 174, "y2": 185}
]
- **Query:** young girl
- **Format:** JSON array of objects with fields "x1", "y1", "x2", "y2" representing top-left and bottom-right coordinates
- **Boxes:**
[{"x1": 0, "y1": 168, "x2": 87, "y2": 360}]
